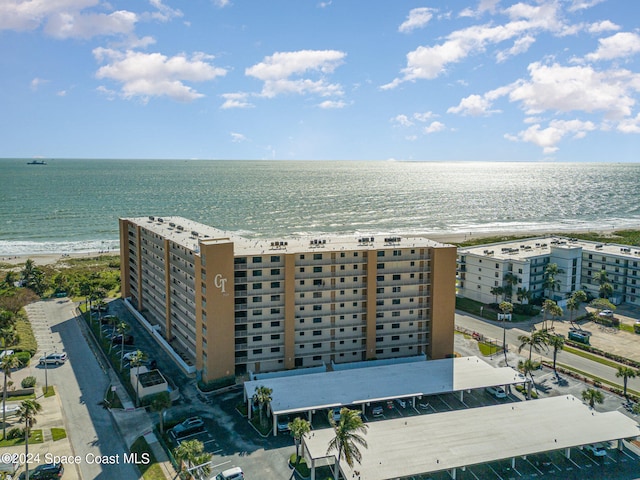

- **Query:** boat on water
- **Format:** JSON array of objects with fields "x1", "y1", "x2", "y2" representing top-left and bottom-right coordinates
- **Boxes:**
[{"x1": 27, "y1": 160, "x2": 47, "y2": 165}]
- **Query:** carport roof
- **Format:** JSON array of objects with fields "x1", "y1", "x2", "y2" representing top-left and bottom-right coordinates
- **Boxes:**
[
  {"x1": 304, "y1": 395, "x2": 640, "y2": 480},
  {"x1": 244, "y1": 356, "x2": 525, "y2": 415}
]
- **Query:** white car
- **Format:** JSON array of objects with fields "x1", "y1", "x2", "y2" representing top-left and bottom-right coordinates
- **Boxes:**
[
  {"x1": 39, "y1": 352, "x2": 67, "y2": 365},
  {"x1": 598, "y1": 310, "x2": 614, "y2": 318},
  {"x1": 485, "y1": 386, "x2": 507, "y2": 399},
  {"x1": 585, "y1": 443, "x2": 607, "y2": 457},
  {"x1": 214, "y1": 467, "x2": 244, "y2": 480},
  {"x1": 395, "y1": 398, "x2": 407, "y2": 408}
]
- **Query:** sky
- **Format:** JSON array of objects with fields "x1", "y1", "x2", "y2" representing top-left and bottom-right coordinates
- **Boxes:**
[{"x1": 2, "y1": 0, "x2": 640, "y2": 161}]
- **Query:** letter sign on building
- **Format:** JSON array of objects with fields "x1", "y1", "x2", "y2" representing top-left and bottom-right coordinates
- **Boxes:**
[{"x1": 214, "y1": 273, "x2": 228, "y2": 294}]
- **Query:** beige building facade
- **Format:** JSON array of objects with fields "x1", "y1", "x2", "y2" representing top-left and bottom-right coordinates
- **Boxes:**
[{"x1": 120, "y1": 216, "x2": 457, "y2": 382}]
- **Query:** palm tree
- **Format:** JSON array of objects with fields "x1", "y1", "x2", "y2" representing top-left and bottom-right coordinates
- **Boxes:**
[
  {"x1": 566, "y1": 290, "x2": 587, "y2": 327},
  {"x1": 541, "y1": 299, "x2": 556, "y2": 331},
  {"x1": 109, "y1": 321, "x2": 129, "y2": 354},
  {"x1": 544, "y1": 333, "x2": 565, "y2": 372},
  {"x1": 517, "y1": 330, "x2": 547, "y2": 362},
  {"x1": 616, "y1": 366, "x2": 637, "y2": 398},
  {"x1": 174, "y1": 439, "x2": 212, "y2": 479},
  {"x1": 498, "y1": 301, "x2": 513, "y2": 363},
  {"x1": 17, "y1": 399, "x2": 42, "y2": 480},
  {"x1": 0, "y1": 326, "x2": 17, "y2": 354},
  {"x1": 252, "y1": 385, "x2": 273, "y2": 430},
  {"x1": 543, "y1": 263, "x2": 563, "y2": 299},
  {"x1": 129, "y1": 350, "x2": 148, "y2": 405},
  {"x1": 548, "y1": 303, "x2": 563, "y2": 330},
  {"x1": 520, "y1": 359, "x2": 538, "y2": 398},
  {"x1": 593, "y1": 269, "x2": 613, "y2": 299},
  {"x1": 582, "y1": 388, "x2": 604, "y2": 409},
  {"x1": 516, "y1": 287, "x2": 531, "y2": 305},
  {"x1": 289, "y1": 417, "x2": 311, "y2": 479},
  {"x1": 503, "y1": 272, "x2": 519, "y2": 301},
  {"x1": 1, "y1": 354, "x2": 20, "y2": 439},
  {"x1": 327, "y1": 408, "x2": 369, "y2": 480},
  {"x1": 149, "y1": 391, "x2": 172, "y2": 434},
  {"x1": 588, "y1": 298, "x2": 616, "y2": 319},
  {"x1": 490, "y1": 286, "x2": 504, "y2": 303}
]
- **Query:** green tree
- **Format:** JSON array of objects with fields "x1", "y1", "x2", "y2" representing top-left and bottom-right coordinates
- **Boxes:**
[
  {"x1": 174, "y1": 439, "x2": 212, "y2": 479},
  {"x1": 593, "y1": 270, "x2": 614, "y2": 299},
  {"x1": 498, "y1": 301, "x2": 513, "y2": 363},
  {"x1": 289, "y1": 417, "x2": 311, "y2": 478},
  {"x1": 517, "y1": 330, "x2": 547, "y2": 362},
  {"x1": 327, "y1": 408, "x2": 369, "y2": 480},
  {"x1": 1, "y1": 354, "x2": 20, "y2": 440},
  {"x1": 544, "y1": 333, "x2": 565, "y2": 372},
  {"x1": 581, "y1": 388, "x2": 604, "y2": 409},
  {"x1": 0, "y1": 326, "x2": 18, "y2": 353},
  {"x1": 148, "y1": 391, "x2": 172, "y2": 434},
  {"x1": 129, "y1": 350, "x2": 148, "y2": 405},
  {"x1": 547, "y1": 302, "x2": 564, "y2": 330},
  {"x1": 252, "y1": 385, "x2": 273, "y2": 429},
  {"x1": 567, "y1": 290, "x2": 587, "y2": 327},
  {"x1": 516, "y1": 287, "x2": 531, "y2": 305},
  {"x1": 17, "y1": 399, "x2": 42, "y2": 480},
  {"x1": 519, "y1": 359, "x2": 538, "y2": 398},
  {"x1": 502, "y1": 273, "x2": 519, "y2": 301},
  {"x1": 109, "y1": 321, "x2": 129, "y2": 355},
  {"x1": 616, "y1": 366, "x2": 637, "y2": 398},
  {"x1": 588, "y1": 298, "x2": 616, "y2": 318},
  {"x1": 543, "y1": 263, "x2": 563, "y2": 299},
  {"x1": 490, "y1": 286, "x2": 504, "y2": 303}
]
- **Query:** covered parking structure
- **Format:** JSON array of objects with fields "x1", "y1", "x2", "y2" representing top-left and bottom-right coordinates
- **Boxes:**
[
  {"x1": 243, "y1": 356, "x2": 527, "y2": 435},
  {"x1": 303, "y1": 394, "x2": 640, "y2": 480}
]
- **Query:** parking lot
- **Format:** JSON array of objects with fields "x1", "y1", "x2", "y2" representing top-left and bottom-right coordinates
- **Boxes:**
[{"x1": 99, "y1": 299, "x2": 640, "y2": 480}]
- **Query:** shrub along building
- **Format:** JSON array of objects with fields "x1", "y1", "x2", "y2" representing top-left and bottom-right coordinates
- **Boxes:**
[{"x1": 119, "y1": 216, "x2": 457, "y2": 383}]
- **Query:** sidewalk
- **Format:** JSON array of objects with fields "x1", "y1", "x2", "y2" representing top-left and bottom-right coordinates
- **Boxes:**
[{"x1": 1, "y1": 385, "x2": 80, "y2": 480}]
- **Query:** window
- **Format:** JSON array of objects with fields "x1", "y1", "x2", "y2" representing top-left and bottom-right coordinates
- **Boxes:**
[
  {"x1": 392, "y1": 286, "x2": 401, "y2": 293},
  {"x1": 353, "y1": 265, "x2": 358, "y2": 270},
  {"x1": 271, "y1": 347, "x2": 280, "y2": 353},
  {"x1": 376, "y1": 324, "x2": 383, "y2": 330},
  {"x1": 252, "y1": 296, "x2": 262, "y2": 303},
  {"x1": 271, "y1": 294, "x2": 280, "y2": 301},
  {"x1": 313, "y1": 266, "x2": 323, "y2": 273},
  {"x1": 313, "y1": 279, "x2": 323, "y2": 286},
  {"x1": 377, "y1": 275, "x2": 384, "y2": 282},
  {"x1": 377, "y1": 251, "x2": 385, "y2": 257},
  {"x1": 392, "y1": 311, "x2": 400, "y2": 317},
  {"x1": 340, "y1": 265, "x2": 345, "y2": 270},
  {"x1": 253, "y1": 349, "x2": 263, "y2": 354},
  {"x1": 252, "y1": 270, "x2": 262, "y2": 277},
  {"x1": 392, "y1": 299, "x2": 400, "y2": 305},
  {"x1": 271, "y1": 321, "x2": 280, "y2": 327},
  {"x1": 271, "y1": 308, "x2": 280, "y2": 314},
  {"x1": 377, "y1": 263, "x2": 385, "y2": 269},
  {"x1": 252, "y1": 335, "x2": 262, "y2": 341},
  {"x1": 393, "y1": 250, "x2": 401, "y2": 256},
  {"x1": 313, "y1": 343, "x2": 322, "y2": 349},
  {"x1": 392, "y1": 335, "x2": 400, "y2": 341},
  {"x1": 252, "y1": 322, "x2": 262, "y2": 328},
  {"x1": 313, "y1": 330, "x2": 321, "y2": 336},
  {"x1": 313, "y1": 253, "x2": 323, "y2": 260},
  {"x1": 252, "y1": 257, "x2": 262, "y2": 264},
  {"x1": 253, "y1": 283, "x2": 262, "y2": 290},
  {"x1": 271, "y1": 334, "x2": 280, "y2": 340},
  {"x1": 271, "y1": 268, "x2": 280, "y2": 275},
  {"x1": 392, "y1": 274, "x2": 401, "y2": 281},
  {"x1": 376, "y1": 287, "x2": 384, "y2": 294},
  {"x1": 253, "y1": 309, "x2": 262, "y2": 316},
  {"x1": 313, "y1": 305, "x2": 322, "y2": 311},
  {"x1": 313, "y1": 291, "x2": 322, "y2": 298},
  {"x1": 313, "y1": 317, "x2": 322, "y2": 323},
  {"x1": 271, "y1": 256, "x2": 280, "y2": 262},
  {"x1": 300, "y1": 267, "x2": 305, "y2": 273},
  {"x1": 392, "y1": 323, "x2": 400, "y2": 328},
  {"x1": 271, "y1": 281, "x2": 281, "y2": 288}
]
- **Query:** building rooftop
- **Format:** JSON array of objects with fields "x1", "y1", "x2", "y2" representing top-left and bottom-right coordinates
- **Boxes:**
[
  {"x1": 459, "y1": 235, "x2": 640, "y2": 262},
  {"x1": 244, "y1": 356, "x2": 526, "y2": 416},
  {"x1": 122, "y1": 216, "x2": 451, "y2": 256},
  {"x1": 303, "y1": 395, "x2": 640, "y2": 480}
]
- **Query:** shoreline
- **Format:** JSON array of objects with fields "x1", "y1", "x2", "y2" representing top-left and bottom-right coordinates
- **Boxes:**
[{"x1": 2, "y1": 226, "x2": 638, "y2": 267}]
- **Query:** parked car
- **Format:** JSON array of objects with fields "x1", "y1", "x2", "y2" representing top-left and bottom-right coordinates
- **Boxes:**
[
  {"x1": 111, "y1": 334, "x2": 134, "y2": 345},
  {"x1": 585, "y1": 443, "x2": 607, "y2": 457},
  {"x1": 485, "y1": 385, "x2": 507, "y2": 399},
  {"x1": 395, "y1": 398, "x2": 407, "y2": 408},
  {"x1": 0, "y1": 349, "x2": 14, "y2": 359},
  {"x1": 331, "y1": 407, "x2": 342, "y2": 421},
  {"x1": 170, "y1": 416, "x2": 205, "y2": 439},
  {"x1": 91, "y1": 303, "x2": 108, "y2": 312},
  {"x1": 100, "y1": 314, "x2": 117, "y2": 325},
  {"x1": 214, "y1": 467, "x2": 244, "y2": 480},
  {"x1": 39, "y1": 353, "x2": 67, "y2": 365},
  {"x1": 386, "y1": 400, "x2": 394, "y2": 410},
  {"x1": 599, "y1": 310, "x2": 614, "y2": 318},
  {"x1": 277, "y1": 416, "x2": 290, "y2": 433},
  {"x1": 122, "y1": 351, "x2": 144, "y2": 362},
  {"x1": 371, "y1": 405, "x2": 384, "y2": 417},
  {"x1": 22, "y1": 462, "x2": 64, "y2": 479}
]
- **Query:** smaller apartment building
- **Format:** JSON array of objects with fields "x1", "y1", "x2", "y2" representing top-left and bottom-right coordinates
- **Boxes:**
[
  {"x1": 120, "y1": 216, "x2": 457, "y2": 382},
  {"x1": 457, "y1": 236, "x2": 640, "y2": 306}
]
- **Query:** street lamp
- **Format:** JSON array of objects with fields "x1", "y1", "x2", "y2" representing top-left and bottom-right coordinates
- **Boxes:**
[{"x1": 44, "y1": 351, "x2": 48, "y2": 393}]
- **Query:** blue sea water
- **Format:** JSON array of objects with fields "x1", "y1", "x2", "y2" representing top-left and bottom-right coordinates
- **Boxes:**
[{"x1": 1, "y1": 159, "x2": 639, "y2": 256}]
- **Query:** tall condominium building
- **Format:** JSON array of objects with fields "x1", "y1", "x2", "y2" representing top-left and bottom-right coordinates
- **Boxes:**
[
  {"x1": 119, "y1": 216, "x2": 457, "y2": 383},
  {"x1": 457, "y1": 236, "x2": 640, "y2": 306}
]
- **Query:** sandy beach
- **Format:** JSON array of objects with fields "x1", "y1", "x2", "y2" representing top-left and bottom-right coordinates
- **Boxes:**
[{"x1": 2, "y1": 226, "x2": 635, "y2": 268}]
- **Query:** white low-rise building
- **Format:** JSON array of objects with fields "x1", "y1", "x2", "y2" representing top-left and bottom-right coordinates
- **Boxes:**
[{"x1": 457, "y1": 236, "x2": 640, "y2": 306}]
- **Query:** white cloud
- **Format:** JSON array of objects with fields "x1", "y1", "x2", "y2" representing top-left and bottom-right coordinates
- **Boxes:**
[
  {"x1": 212, "y1": 0, "x2": 230, "y2": 7},
  {"x1": 459, "y1": 0, "x2": 499, "y2": 18},
  {"x1": 148, "y1": 0, "x2": 183, "y2": 22},
  {"x1": 220, "y1": 92, "x2": 253, "y2": 109},
  {"x1": 509, "y1": 62, "x2": 638, "y2": 119},
  {"x1": 617, "y1": 114, "x2": 640, "y2": 134},
  {"x1": 318, "y1": 1, "x2": 332, "y2": 8},
  {"x1": 587, "y1": 20, "x2": 620, "y2": 34},
  {"x1": 94, "y1": 49, "x2": 227, "y2": 102},
  {"x1": 424, "y1": 121, "x2": 446, "y2": 133},
  {"x1": 567, "y1": 0, "x2": 606, "y2": 12},
  {"x1": 585, "y1": 32, "x2": 640, "y2": 61},
  {"x1": 318, "y1": 100, "x2": 346, "y2": 109},
  {"x1": 383, "y1": 1, "x2": 565, "y2": 88},
  {"x1": 246, "y1": 50, "x2": 346, "y2": 98},
  {"x1": 399, "y1": 8, "x2": 434, "y2": 33},
  {"x1": 509, "y1": 119, "x2": 596, "y2": 153},
  {"x1": 230, "y1": 132, "x2": 248, "y2": 142},
  {"x1": 413, "y1": 111, "x2": 436, "y2": 122},
  {"x1": 496, "y1": 35, "x2": 535, "y2": 63},
  {"x1": 45, "y1": 10, "x2": 137, "y2": 39},
  {"x1": 392, "y1": 114, "x2": 413, "y2": 127},
  {"x1": 448, "y1": 94, "x2": 495, "y2": 116},
  {"x1": 30, "y1": 77, "x2": 48, "y2": 90}
]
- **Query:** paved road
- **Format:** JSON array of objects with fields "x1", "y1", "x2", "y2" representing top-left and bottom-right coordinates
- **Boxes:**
[
  {"x1": 455, "y1": 311, "x2": 640, "y2": 393},
  {"x1": 26, "y1": 299, "x2": 140, "y2": 480}
]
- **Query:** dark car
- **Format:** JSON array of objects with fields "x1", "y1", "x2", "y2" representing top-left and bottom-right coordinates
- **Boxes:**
[
  {"x1": 21, "y1": 463, "x2": 64, "y2": 479},
  {"x1": 111, "y1": 334, "x2": 134, "y2": 345},
  {"x1": 170, "y1": 416, "x2": 205, "y2": 439}
]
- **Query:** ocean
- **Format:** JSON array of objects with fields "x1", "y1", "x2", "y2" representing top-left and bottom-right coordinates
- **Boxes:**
[{"x1": 1, "y1": 159, "x2": 640, "y2": 256}]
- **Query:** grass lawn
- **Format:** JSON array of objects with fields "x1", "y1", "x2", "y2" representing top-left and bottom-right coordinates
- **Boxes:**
[
  {"x1": 7, "y1": 393, "x2": 36, "y2": 402},
  {"x1": 130, "y1": 436, "x2": 166, "y2": 480},
  {"x1": 51, "y1": 427, "x2": 67, "y2": 441},
  {"x1": 478, "y1": 341, "x2": 501, "y2": 356},
  {"x1": 0, "y1": 429, "x2": 43, "y2": 446},
  {"x1": 14, "y1": 316, "x2": 38, "y2": 355},
  {"x1": 43, "y1": 386, "x2": 55, "y2": 397},
  {"x1": 289, "y1": 453, "x2": 311, "y2": 477}
]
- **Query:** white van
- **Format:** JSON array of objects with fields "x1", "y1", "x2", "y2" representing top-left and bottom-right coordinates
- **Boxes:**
[{"x1": 214, "y1": 466, "x2": 244, "y2": 480}]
